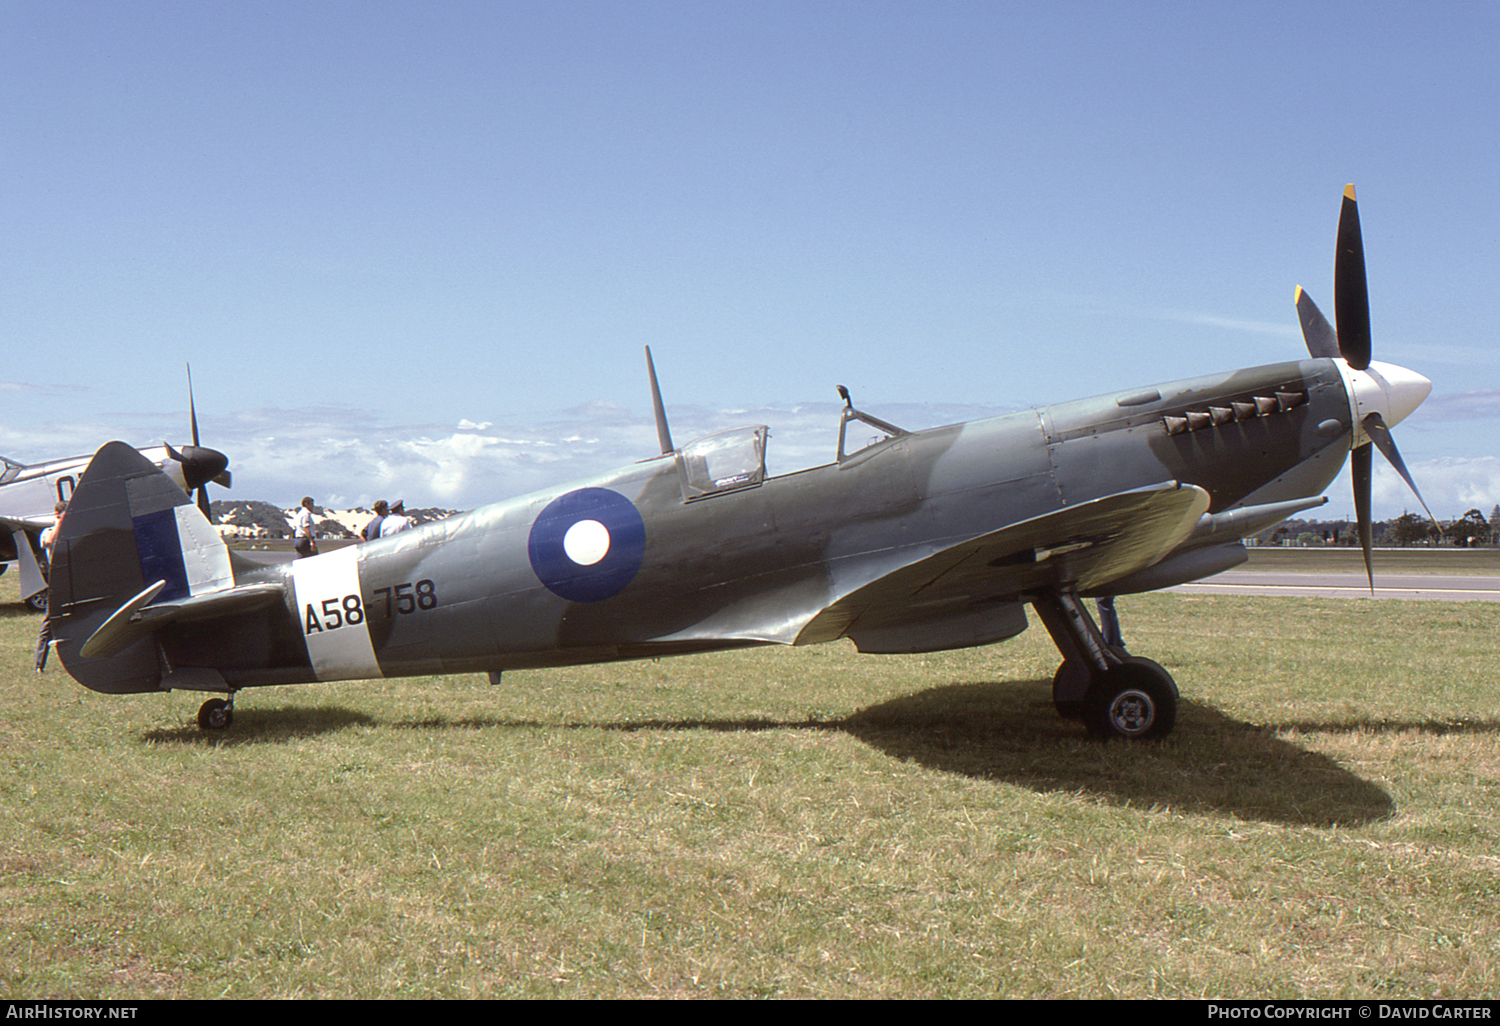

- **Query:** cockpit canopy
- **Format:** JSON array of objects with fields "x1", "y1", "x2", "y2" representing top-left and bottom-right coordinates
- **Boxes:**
[
  {"x1": 676, "y1": 425, "x2": 768, "y2": 501},
  {"x1": 670, "y1": 397, "x2": 911, "y2": 501}
]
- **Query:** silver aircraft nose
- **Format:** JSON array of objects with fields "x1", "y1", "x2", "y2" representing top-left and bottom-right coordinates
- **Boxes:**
[{"x1": 1345, "y1": 360, "x2": 1431, "y2": 445}]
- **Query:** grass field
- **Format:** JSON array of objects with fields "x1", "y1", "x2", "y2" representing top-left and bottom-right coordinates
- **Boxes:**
[{"x1": 3, "y1": 574, "x2": 1499, "y2": 998}]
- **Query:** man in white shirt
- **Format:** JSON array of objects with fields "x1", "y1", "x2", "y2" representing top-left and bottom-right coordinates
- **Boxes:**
[
  {"x1": 380, "y1": 499, "x2": 414, "y2": 537},
  {"x1": 293, "y1": 496, "x2": 317, "y2": 557}
]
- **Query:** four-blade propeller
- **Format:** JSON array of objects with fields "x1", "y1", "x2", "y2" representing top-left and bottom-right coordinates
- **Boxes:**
[{"x1": 1295, "y1": 185, "x2": 1434, "y2": 589}]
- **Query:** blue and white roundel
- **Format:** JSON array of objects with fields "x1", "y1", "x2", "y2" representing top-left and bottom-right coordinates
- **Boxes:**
[{"x1": 527, "y1": 488, "x2": 647, "y2": 602}]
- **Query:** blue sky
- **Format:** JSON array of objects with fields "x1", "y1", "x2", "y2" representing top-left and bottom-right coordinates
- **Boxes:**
[{"x1": 3, "y1": 1, "x2": 1497, "y2": 520}]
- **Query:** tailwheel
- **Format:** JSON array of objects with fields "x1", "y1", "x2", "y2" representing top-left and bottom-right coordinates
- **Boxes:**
[
  {"x1": 197, "y1": 697, "x2": 234, "y2": 731},
  {"x1": 1083, "y1": 657, "x2": 1177, "y2": 741}
]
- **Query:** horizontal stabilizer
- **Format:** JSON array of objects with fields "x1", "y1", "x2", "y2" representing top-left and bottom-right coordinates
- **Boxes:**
[
  {"x1": 0, "y1": 513, "x2": 60, "y2": 533},
  {"x1": 82, "y1": 580, "x2": 284, "y2": 659}
]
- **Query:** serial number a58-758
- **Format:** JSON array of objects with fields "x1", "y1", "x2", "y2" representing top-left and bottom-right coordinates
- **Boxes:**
[{"x1": 304, "y1": 580, "x2": 438, "y2": 634}]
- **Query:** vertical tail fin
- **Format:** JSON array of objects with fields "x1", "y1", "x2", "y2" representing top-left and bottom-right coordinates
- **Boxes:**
[{"x1": 50, "y1": 441, "x2": 236, "y2": 694}]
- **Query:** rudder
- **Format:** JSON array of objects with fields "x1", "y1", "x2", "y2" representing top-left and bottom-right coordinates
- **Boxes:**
[{"x1": 50, "y1": 441, "x2": 233, "y2": 694}]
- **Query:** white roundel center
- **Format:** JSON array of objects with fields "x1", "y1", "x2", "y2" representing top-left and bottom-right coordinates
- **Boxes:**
[{"x1": 563, "y1": 519, "x2": 611, "y2": 566}]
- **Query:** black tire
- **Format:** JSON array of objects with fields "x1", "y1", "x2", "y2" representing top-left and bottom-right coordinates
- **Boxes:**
[
  {"x1": 25, "y1": 590, "x2": 47, "y2": 613},
  {"x1": 198, "y1": 698, "x2": 233, "y2": 731},
  {"x1": 1083, "y1": 658, "x2": 1177, "y2": 740}
]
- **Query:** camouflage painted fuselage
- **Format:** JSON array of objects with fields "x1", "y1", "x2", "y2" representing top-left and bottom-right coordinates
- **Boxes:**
[{"x1": 53, "y1": 358, "x2": 1352, "y2": 696}]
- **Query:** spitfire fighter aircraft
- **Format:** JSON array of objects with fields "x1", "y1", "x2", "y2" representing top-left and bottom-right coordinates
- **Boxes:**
[{"x1": 49, "y1": 188, "x2": 1431, "y2": 740}]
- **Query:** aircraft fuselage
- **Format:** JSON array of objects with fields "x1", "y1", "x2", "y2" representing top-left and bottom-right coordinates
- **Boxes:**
[{"x1": 62, "y1": 358, "x2": 1354, "y2": 695}]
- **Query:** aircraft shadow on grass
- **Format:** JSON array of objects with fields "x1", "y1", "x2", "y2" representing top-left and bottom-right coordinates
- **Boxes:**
[
  {"x1": 137, "y1": 677, "x2": 1426, "y2": 828},
  {"x1": 141, "y1": 706, "x2": 377, "y2": 745},
  {"x1": 837, "y1": 680, "x2": 1397, "y2": 828}
]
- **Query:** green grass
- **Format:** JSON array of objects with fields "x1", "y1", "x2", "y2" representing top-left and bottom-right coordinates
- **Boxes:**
[{"x1": 3, "y1": 575, "x2": 1499, "y2": 998}]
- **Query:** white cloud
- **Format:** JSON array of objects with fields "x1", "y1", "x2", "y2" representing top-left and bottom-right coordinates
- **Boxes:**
[
  {"x1": 1415, "y1": 389, "x2": 1500, "y2": 421},
  {"x1": 1396, "y1": 456, "x2": 1500, "y2": 518},
  {"x1": 1327, "y1": 455, "x2": 1500, "y2": 523},
  {"x1": 2, "y1": 391, "x2": 1492, "y2": 528},
  {"x1": 190, "y1": 400, "x2": 907, "y2": 509}
]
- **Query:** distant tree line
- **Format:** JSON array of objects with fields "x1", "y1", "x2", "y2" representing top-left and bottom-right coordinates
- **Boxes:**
[{"x1": 1258, "y1": 505, "x2": 1500, "y2": 548}]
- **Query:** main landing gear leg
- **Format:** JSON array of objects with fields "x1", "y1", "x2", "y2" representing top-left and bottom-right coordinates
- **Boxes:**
[
  {"x1": 1032, "y1": 590, "x2": 1177, "y2": 741},
  {"x1": 197, "y1": 693, "x2": 236, "y2": 731}
]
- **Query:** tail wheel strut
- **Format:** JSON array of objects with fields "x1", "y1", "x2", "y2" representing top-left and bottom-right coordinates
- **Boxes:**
[{"x1": 197, "y1": 694, "x2": 235, "y2": 731}]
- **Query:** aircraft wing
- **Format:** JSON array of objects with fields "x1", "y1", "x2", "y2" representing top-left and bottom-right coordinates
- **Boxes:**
[
  {"x1": 0, "y1": 514, "x2": 54, "y2": 535},
  {"x1": 0, "y1": 514, "x2": 52, "y2": 601},
  {"x1": 796, "y1": 481, "x2": 1211, "y2": 651}
]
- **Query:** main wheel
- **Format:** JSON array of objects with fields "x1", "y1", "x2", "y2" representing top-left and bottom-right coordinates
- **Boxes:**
[
  {"x1": 198, "y1": 698, "x2": 233, "y2": 731},
  {"x1": 1083, "y1": 658, "x2": 1177, "y2": 740},
  {"x1": 26, "y1": 590, "x2": 47, "y2": 613}
]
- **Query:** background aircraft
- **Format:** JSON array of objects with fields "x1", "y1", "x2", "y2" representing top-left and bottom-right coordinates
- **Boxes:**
[
  {"x1": 47, "y1": 188, "x2": 1431, "y2": 741},
  {"x1": 2, "y1": 372, "x2": 229, "y2": 609}
]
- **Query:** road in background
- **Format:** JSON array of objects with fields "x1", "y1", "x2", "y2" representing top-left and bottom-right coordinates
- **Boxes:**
[
  {"x1": 1170, "y1": 547, "x2": 1500, "y2": 601},
  {"x1": 1170, "y1": 571, "x2": 1500, "y2": 602}
]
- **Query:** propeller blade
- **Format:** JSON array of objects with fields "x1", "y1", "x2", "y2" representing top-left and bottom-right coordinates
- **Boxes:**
[
  {"x1": 187, "y1": 363, "x2": 202, "y2": 448},
  {"x1": 1321, "y1": 187, "x2": 1430, "y2": 590},
  {"x1": 1334, "y1": 184, "x2": 1372, "y2": 370},
  {"x1": 182, "y1": 363, "x2": 229, "y2": 521},
  {"x1": 1352, "y1": 442, "x2": 1374, "y2": 592},
  {"x1": 1363, "y1": 412, "x2": 1438, "y2": 525},
  {"x1": 1295, "y1": 286, "x2": 1340, "y2": 359}
]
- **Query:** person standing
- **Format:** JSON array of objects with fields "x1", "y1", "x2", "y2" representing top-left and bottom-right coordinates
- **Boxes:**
[
  {"x1": 293, "y1": 496, "x2": 318, "y2": 558},
  {"x1": 379, "y1": 499, "x2": 414, "y2": 537},
  {"x1": 34, "y1": 501, "x2": 66, "y2": 672},
  {"x1": 361, "y1": 500, "x2": 388, "y2": 541},
  {"x1": 1096, "y1": 595, "x2": 1125, "y2": 650}
]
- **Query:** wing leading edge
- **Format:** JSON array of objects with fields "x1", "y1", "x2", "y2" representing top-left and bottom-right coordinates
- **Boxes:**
[{"x1": 796, "y1": 481, "x2": 1211, "y2": 653}]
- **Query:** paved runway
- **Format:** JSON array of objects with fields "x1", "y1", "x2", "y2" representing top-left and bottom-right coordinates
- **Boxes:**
[{"x1": 1170, "y1": 570, "x2": 1500, "y2": 602}]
